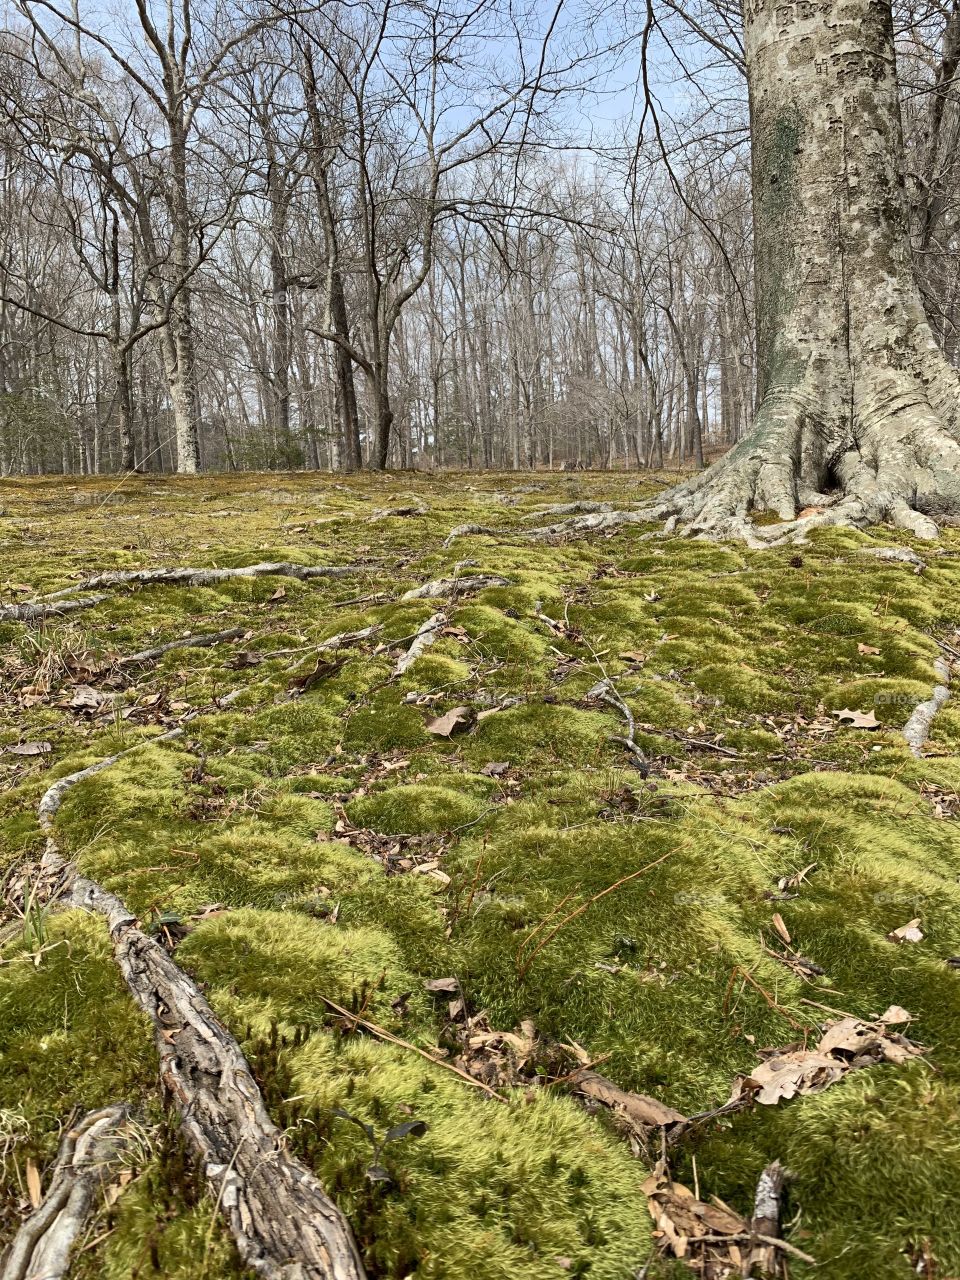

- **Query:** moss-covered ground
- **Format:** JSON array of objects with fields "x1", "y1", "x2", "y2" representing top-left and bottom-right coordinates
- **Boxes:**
[{"x1": 2, "y1": 469, "x2": 960, "y2": 1279}]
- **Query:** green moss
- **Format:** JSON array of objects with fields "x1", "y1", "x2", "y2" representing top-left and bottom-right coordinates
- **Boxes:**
[{"x1": 5, "y1": 471, "x2": 960, "y2": 1278}]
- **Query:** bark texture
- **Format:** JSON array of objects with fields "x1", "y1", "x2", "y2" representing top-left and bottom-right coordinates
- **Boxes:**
[
  {"x1": 575, "y1": 0, "x2": 960, "y2": 544},
  {"x1": 1, "y1": 1105, "x2": 135, "y2": 1280}
]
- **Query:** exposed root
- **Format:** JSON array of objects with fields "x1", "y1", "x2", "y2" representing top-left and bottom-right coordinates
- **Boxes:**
[
  {"x1": 394, "y1": 612, "x2": 446, "y2": 675},
  {"x1": 903, "y1": 655, "x2": 952, "y2": 756},
  {"x1": 524, "y1": 386, "x2": 960, "y2": 545},
  {"x1": 24, "y1": 753, "x2": 368, "y2": 1280},
  {"x1": 117, "y1": 626, "x2": 247, "y2": 667},
  {"x1": 858, "y1": 546, "x2": 927, "y2": 572},
  {"x1": 401, "y1": 574, "x2": 509, "y2": 601},
  {"x1": 31, "y1": 562, "x2": 357, "y2": 605},
  {"x1": 1, "y1": 1105, "x2": 137, "y2": 1280},
  {"x1": 0, "y1": 594, "x2": 111, "y2": 624},
  {"x1": 522, "y1": 501, "x2": 613, "y2": 520},
  {"x1": 442, "y1": 524, "x2": 494, "y2": 547}
]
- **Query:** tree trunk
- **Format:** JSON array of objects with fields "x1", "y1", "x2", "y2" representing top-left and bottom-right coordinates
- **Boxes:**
[{"x1": 646, "y1": 0, "x2": 960, "y2": 542}]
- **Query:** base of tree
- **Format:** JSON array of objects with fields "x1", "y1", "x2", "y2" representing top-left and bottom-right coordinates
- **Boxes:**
[{"x1": 531, "y1": 388, "x2": 960, "y2": 546}]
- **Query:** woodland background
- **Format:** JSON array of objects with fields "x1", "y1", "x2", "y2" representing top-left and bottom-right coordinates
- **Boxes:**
[{"x1": 0, "y1": 0, "x2": 957, "y2": 476}]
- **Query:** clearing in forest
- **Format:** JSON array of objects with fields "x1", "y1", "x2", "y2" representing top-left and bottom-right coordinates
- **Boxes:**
[{"x1": 2, "y1": 470, "x2": 960, "y2": 1280}]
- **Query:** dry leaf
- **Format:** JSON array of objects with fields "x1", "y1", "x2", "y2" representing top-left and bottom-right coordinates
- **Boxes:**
[
  {"x1": 857, "y1": 643, "x2": 881, "y2": 656},
  {"x1": 887, "y1": 918, "x2": 923, "y2": 944},
  {"x1": 619, "y1": 650, "x2": 647, "y2": 664},
  {"x1": 797, "y1": 504, "x2": 825, "y2": 517},
  {"x1": 6, "y1": 741, "x2": 53, "y2": 756},
  {"x1": 832, "y1": 707, "x2": 881, "y2": 729},
  {"x1": 423, "y1": 977, "x2": 459, "y2": 994},
  {"x1": 70, "y1": 684, "x2": 104, "y2": 710},
  {"x1": 425, "y1": 706, "x2": 473, "y2": 737},
  {"x1": 771, "y1": 913, "x2": 791, "y2": 945},
  {"x1": 571, "y1": 1069, "x2": 686, "y2": 1129},
  {"x1": 732, "y1": 1011, "x2": 924, "y2": 1107},
  {"x1": 480, "y1": 761, "x2": 510, "y2": 777},
  {"x1": 269, "y1": 585, "x2": 286, "y2": 601}
]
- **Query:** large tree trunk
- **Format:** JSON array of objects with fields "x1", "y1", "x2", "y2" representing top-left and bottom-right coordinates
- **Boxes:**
[{"x1": 645, "y1": 0, "x2": 960, "y2": 542}]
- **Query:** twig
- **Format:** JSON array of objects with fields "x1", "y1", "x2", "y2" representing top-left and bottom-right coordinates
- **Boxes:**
[{"x1": 316, "y1": 994, "x2": 508, "y2": 1102}]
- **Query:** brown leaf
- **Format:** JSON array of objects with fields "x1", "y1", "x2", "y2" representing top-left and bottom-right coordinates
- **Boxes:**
[
  {"x1": 832, "y1": 707, "x2": 881, "y2": 729},
  {"x1": 269, "y1": 585, "x2": 286, "y2": 602},
  {"x1": 425, "y1": 706, "x2": 473, "y2": 737},
  {"x1": 6, "y1": 741, "x2": 52, "y2": 756},
  {"x1": 480, "y1": 761, "x2": 510, "y2": 777},
  {"x1": 771, "y1": 913, "x2": 791, "y2": 945},
  {"x1": 857, "y1": 643, "x2": 881, "y2": 656},
  {"x1": 571, "y1": 1069, "x2": 686, "y2": 1129},
  {"x1": 797, "y1": 504, "x2": 824, "y2": 517},
  {"x1": 619, "y1": 650, "x2": 647, "y2": 664}
]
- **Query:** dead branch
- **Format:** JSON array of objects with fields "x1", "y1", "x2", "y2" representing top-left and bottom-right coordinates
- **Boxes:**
[
  {"x1": 586, "y1": 678, "x2": 649, "y2": 772},
  {"x1": 1, "y1": 1105, "x2": 136, "y2": 1280}
]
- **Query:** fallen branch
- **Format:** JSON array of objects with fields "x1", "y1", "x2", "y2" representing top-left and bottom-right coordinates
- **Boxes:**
[
  {"x1": 316, "y1": 994, "x2": 508, "y2": 1103},
  {"x1": 522, "y1": 501, "x2": 613, "y2": 520},
  {"x1": 586, "y1": 678, "x2": 649, "y2": 773},
  {"x1": 903, "y1": 654, "x2": 951, "y2": 756},
  {"x1": 746, "y1": 1159, "x2": 787, "y2": 1277},
  {"x1": 394, "y1": 612, "x2": 446, "y2": 675},
  {"x1": 1, "y1": 1105, "x2": 137, "y2": 1280},
  {"x1": 116, "y1": 626, "x2": 246, "y2": 667}
]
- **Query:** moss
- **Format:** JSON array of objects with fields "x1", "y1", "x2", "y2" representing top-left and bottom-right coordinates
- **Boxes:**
[{"x1": 5, "y1": 471, "x2": 960, "y2": 1278}]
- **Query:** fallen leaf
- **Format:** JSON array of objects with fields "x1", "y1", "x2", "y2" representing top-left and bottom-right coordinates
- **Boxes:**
[
  {"x1": 732, "y1": 1011, "x2": 924, "y2": 1108},
  {"x1": 878, "y1": 1004, "x2": 913, "y2": 1024},
  {"x1": 571, "y1": 1069, "x2": 686, "y2": 1129},
  {"x1": 269, "y1": 585, "x2": 286, "y2": 602},
  {"x1": 857, "y1": 643, "x2": 881, "y2": 656},
  {"x1": 480, "y1": 761, "x2": 510, "y2": 777},
  {"x1": 619, "y1": 650, "x2": 647, "y2": 664},
  {"x1": 797, "y1": 504, "x2": 825, "y2": 517},
  {"x1": 771, "y1": 913, "x2": 791, "y2": 945},
  {"x1": 6, "y1": 741, "x2": 52, "y2": 756},
  {"x1": 425, "y1": 706, "x2": 473, "y2": 737},
  {"x1": 887, "y1": 918, "x2": 923, "y2": 944},
  {"x1": 832, "y1": 707, "x2": 881, "y2": 729},
  {"x1": 69, "y1": 684, "x2": 104, "y2": 710},
  {"x1": 423, "y1": 977, "x2": 459, "y2": 994}
]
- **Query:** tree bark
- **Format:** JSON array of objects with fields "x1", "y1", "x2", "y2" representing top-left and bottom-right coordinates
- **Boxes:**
[{"x1": 643, "y1": 0, "x2": 960, "y2": 542}]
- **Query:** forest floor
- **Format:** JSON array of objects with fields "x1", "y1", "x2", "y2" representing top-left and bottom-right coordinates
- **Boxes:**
[{"x1": 1, "y1": 469, "x2": 960, "y2": 1280}]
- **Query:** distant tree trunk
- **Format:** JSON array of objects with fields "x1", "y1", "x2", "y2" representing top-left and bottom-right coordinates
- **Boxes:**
[{"x1": 649, "y1": 0, "x2": 960, "y2": 539}]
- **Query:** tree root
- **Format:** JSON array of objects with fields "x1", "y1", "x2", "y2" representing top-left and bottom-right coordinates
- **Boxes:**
[
  {"x1": 524, "y1": 386, "x2": 960, "y2": 545},
  {"x1": 117, "y1": 626, "x2": 247, "y2": 666},
  {"x1": 394, "y1": 612, "x2": 446, "y2": 675},
  {"x1": 20, "y1": 765, "x2": 368, "y2": 1279},
  {"x1": 0, "y1": 594, "x2": 112, "y2": 624},
  {"x1": 1, "y1": 564, "x2": 358, "y2": 627},
  {"x1": 442, "y1": 524, "x2": 494, "y2": 547},
  {"x1": 903, "y1": 655, "x2": 952, "y2": 756},
  {"x1": 1, "y1": 1105, "x2": 137, "y2": 1280},
  {"x1": 400, "y1": 574, "x2": 509, "y2": 601}
]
